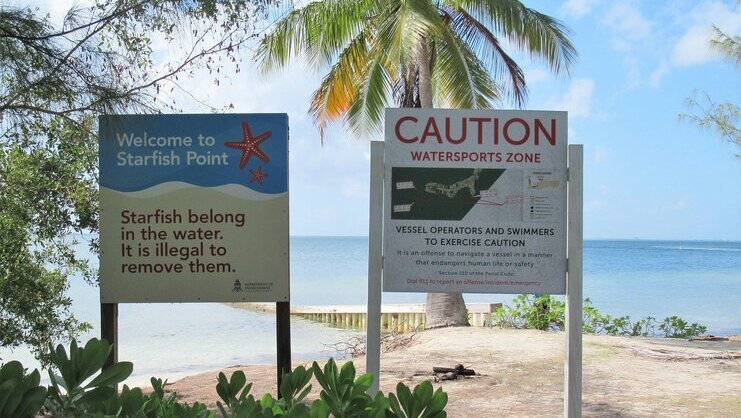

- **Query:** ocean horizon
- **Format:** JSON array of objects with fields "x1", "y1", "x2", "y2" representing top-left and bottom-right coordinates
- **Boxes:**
[{"x1": 2, "y1": 237, "x2": 739, "y2": 386}]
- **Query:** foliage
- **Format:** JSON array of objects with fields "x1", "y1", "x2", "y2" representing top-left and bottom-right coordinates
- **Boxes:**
[
  {"x1": 658, "y1": 316, "x2": 707, "y2": 339},
  {"x1": 387, "y1": 381, "x2": 446, "y2": 418},
  {"x1": 45, "y1": 338, "x2": 133, "y2": 416},
  {"x1": 0, "y1": 0, "x2": 270, "y2": 360},
  {"x1": 216, "y1": 366, "x2": 314, "y2": 417},
  {"x1": 4, "y1": 338, "x2": 448, "y2": 417},
  {"x1": 679, "y1": 25, "x2": 740, "y2": 154},
  {"x1": 311, "y1": 359, "x2": 377, "y2": 417},
  {"x1": 494, "y1": 295, "x2": 705, "y2": 339},
  {"x1": 0, "y1": 116, "x2": 96, "y2": 362},
  {"x1": 256, "y1": 0, "x2": 577, "y2": 138},
  {"x1": 492, "y1": 294, "x2": 565, "y2": 331},
  {"x1": 0, "y1": 361, "x2": 46, "y2": 418},
  {"x1": 86, "y1": 376, "x2": 214, "y2": 418}
]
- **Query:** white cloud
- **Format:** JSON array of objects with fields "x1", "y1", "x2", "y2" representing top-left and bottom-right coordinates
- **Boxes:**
[
  {"x1": 623, "y1": 56, "x2": 642, "y2": 88},
  {"x1": 525, "y1": 68, "x2": 549, "y2": 85},
  {"x1": 671, "y1": 2, "x2": 741, "y2": 67},
  {"x1": 561, "y1": 0, "x2": 600, "y2": 19},
  {"x1": 603, "y1": 3, "x2": 652, "y2": 47},
  {"x1": 672, "y1": 25, "x2": 717, "y2": 66},
  {"x1": 552, "y1": 79, "x2": 595, "y2": 118},
  {"x1": 649, "y1": 61, "x2": 670, "y2": 87}
]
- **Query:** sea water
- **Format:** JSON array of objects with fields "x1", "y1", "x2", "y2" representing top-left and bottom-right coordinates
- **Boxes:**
[
  {"x1": 1, "y1": 237, "x2": 739, "y2": 385},
  {"x1": 293, "y1": 237, "x2": 741, "y2": 334}
]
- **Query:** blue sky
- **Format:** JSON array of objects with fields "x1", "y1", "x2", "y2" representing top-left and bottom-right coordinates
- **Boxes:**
[{"x1": 31, "y1": 0, "x2": 741, "y2": 240}]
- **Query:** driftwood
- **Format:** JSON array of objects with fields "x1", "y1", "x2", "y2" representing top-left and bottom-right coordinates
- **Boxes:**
[
  {"x1": 631, "y1": 347, "x2": 741, "y2": 361},
  {"x1": 689, "y1": 335, "x2": 729, "y2": 341},
  {"x1": 433, "y1": 364, "x2": 475, "y2": 381},
  {"x1": 324, "y1": 321, "x2": 419, "y2": 359}
]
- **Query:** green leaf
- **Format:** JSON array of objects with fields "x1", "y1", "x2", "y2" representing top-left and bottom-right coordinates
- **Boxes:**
[
  {"x1": 0, "y1": 380, "x2": 18, "y2": 415},
  {"x1": 261, "y1": 393, "x2": 276, "y2": 409},
  {"x1": 354, "y1": 373, "x2": 373, "y2": 392},
  {"x1": 79, "y1": 339, "x2": 110, "y2": 383},
  {"x1": 425, "y1": 388, "x2": 448, "y2": 416},
  {"x1": 309, "y1": 399, "x2": 330, "y2": 418},
  {"x1": 78, "y1": 385, "x2": 116, "y2": 405},
  {"x1": 21, "y1": 369, "x2": 40, "y2": 389},
  {"x1": 85, "y1": 361, "x2": 133, "y2": 388},
  {"x1": 0, "y1": 362, "x2": 23, "y2": 382},
  {"x1": 14, "y1": 386, "x2": 46, "y2": 417},
  {"x1": 230, "y1": 370, "x2": 247, "y2": 393}
]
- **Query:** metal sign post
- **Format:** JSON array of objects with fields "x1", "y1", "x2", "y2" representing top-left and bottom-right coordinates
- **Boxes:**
[
  {"x1": 565, "y1": 144, "x2": 583, "y2": 417},
  {"x1": 366, "y1": 141, "x2": 384, "y2": 395}
]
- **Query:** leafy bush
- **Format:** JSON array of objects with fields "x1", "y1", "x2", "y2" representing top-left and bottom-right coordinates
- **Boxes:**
[
  {"x1": 0, "y1": 361, "x2": 46, "y2": 418},
  {"x1": 492, "y1": 294, "x2": 564, "y2": 331},
  {"x1": 494, "y1": 295, "x2": 705, "y2": 339},
  {"x1": 215, "y1": 358, "x2": 448, "y2": 418},
  {"x1": 45, "y1": 338, "x2": 133, "y2": 416},
  {"x1": 659, "y1": 316, "x2": 707, "y2": 338},
  {"x1": 387, "y1": 381, "x2": 447, "y2": 418},
  {"x1": 1, "y1": 338, "x2": 449, "y2": 417}
]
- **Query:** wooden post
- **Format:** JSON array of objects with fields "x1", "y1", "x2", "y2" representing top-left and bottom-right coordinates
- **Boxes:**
[
  {"x1": 565, "y1": 144, "x2": 583, "y2": 418},
  {"x1": 101, "y1": 303, "x2": 118, "y2": 370},
  {"x1": 366, "y1": 141, "x2": 384, "y2": 396},
  {"x1": 276, "y1": 301, "x2": 291, "y2": 395}
]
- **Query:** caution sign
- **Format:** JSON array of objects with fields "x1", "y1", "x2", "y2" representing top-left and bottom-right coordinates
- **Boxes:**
[{"x1": 383, "y1": 109, "x2": 567, "y2": 294}]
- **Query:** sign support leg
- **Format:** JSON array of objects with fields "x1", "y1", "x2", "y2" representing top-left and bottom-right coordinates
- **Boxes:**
[
  {"x1": 565, "y1": 144, "x2": 583, "y2": 418},
  {"x1": 101, "y1": 303, "x2": 118, "y2": 369},
  {"x1": 276, "y1": 301, "x2": 291, "y2": 395},
  {"x1": 366, "y1": 141, "x2": 384, "y2": 395}
]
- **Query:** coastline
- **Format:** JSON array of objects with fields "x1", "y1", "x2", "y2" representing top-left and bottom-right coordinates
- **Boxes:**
[{"x1": 162, "y1": 327, "x2": 741, "y2": 417}]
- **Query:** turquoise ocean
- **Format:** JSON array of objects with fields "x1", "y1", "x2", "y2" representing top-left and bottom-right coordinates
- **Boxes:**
[{"x1": 2, "y1": 237, "x2": 739, "y2": 385}]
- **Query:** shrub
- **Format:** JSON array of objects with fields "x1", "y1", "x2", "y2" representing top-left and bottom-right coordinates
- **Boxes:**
[
  {"x1": 659, "y1": 316, "x2": 707, "y2": 339},
  {"x1": 0, "y1": 361, "x2": 46, "y2": 418},
  {"x1": 1, "y1": 338, "x2": 449, "y2": 417},
  {"x1": 45, "y1": 338, "x2": 133, "y2": 416},
  {"x1": 492, "y1": 294, "x2": 564, "y2": 331},
  {"x1": 495, "y1": 295, "x2": 704, "y2": 339}
]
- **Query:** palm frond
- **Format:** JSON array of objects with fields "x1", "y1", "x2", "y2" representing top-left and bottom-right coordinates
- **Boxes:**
[
  {"x1": 309, "y1": 30, "x2": 371, "y2": 140},
  {"x1": 431, "y1": 23, "x2": 498, "y2": 108},
  {"x1": 447, "y1": 0, "x2": 577, "y2": 74},
  {"x1": 443, "y1": 5, "x2": 526, "y2": 107},
  {"x1": 346, "y1": 52, "x2": 392, "y2": 138},
  {"x1": 374, "y1": 0, "x2": 443, "y2": 79},
  {"x1": 255, "y1": 0, "x2": 379, "y2": 72}
]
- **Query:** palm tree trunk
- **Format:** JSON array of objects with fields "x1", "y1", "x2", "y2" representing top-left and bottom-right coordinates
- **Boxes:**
[
  {"x1": 417, "y1": 36, "x2": 469, "y2": 328},
  {"x1": 417, "y1": 37, "x2": 432, "y2": 109}
]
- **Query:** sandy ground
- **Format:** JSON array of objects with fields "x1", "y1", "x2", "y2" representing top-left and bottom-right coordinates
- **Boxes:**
[{"x1": 164, "y1": 327, "x2": 741, "y2": 417}]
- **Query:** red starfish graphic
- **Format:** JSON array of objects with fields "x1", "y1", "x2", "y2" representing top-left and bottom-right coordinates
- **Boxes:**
[
  {"x1": 224, "y1": 122, "x2": 271, "y2": 169},
  {"x1": 249, "y1": 165, "x2": 268, "y2": 185}
]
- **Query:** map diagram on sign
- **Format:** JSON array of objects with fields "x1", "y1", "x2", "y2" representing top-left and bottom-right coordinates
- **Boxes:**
[
  {"x1": 391, "y1": 167, "x2": 517, "y2": 221},
  {"x1": 391, "y1": 167, "x2": 563, "y2": 222}
]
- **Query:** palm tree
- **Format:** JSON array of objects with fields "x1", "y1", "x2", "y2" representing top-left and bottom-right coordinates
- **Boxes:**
[{"x1": 256, "y1": 0, "x2": 577, "y2": 327}]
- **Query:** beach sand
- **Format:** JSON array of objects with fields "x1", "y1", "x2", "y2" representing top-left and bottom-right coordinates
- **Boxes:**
[{"x1": 163, "y1": 327, "x2": 740, "y2": 417}]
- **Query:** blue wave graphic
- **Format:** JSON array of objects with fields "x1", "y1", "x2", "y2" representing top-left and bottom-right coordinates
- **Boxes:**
[{"x1": 99, "y1": 114, "x2": 288, "y2": 194}]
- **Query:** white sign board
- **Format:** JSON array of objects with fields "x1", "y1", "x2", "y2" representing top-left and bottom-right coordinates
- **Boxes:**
[
  {"x1": 383, "y1": 109, "x2": 567, "y2": 294},
  {"x1": 99, "y1": 114, "x2": 289, "y2": 303}
]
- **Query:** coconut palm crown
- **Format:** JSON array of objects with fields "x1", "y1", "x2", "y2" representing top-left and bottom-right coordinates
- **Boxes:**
[{"x1": 256, "y1": 0, "x2": 577, "y2": 138}]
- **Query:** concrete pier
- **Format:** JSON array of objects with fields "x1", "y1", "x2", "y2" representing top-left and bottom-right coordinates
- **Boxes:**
[{"x1": 235, "y1": 302, "x2": 501, "y2": 332}]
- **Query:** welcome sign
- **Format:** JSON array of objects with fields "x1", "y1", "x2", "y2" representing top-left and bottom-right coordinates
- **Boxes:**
[
  {"x1": 383, "y1": 108, "x2": 567, "y2": 294},
  {"x1": 99, "y1": 114, "x2": 289, "y2": 302}
]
